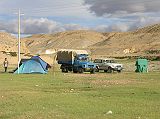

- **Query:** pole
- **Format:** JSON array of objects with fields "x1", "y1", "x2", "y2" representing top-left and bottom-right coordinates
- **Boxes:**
[{"x1": 18, "y1": 9, "x2": 21, "y2": 74}]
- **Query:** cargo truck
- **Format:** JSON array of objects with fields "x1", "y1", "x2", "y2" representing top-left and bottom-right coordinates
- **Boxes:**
[{"x1": 56, "y1": 50, "x2": 96, "y2": 74}]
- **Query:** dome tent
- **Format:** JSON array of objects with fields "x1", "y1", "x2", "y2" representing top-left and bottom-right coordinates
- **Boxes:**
[{"x1": 14, "y1": 56, "x2": 51, "y2": 74}]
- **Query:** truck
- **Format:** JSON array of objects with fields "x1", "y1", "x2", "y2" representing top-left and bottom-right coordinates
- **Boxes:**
[{"x1": 56, "y1": 50, "x2": 96, "y2": 74}]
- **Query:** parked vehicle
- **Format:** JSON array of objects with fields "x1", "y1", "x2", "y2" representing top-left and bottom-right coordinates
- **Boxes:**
[
  {"x1": 94, "y1": 58, "x2": 123, "y2": 73},
  {"x1": 57, "y1": 50, "x2": 96, "y2": 74}
]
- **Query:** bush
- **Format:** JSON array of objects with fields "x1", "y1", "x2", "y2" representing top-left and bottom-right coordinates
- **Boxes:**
[{"x1": 9, "y1": 52, "x2": 17, "y2": 57}]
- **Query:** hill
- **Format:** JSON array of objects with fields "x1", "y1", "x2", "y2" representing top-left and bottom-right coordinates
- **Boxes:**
[
  {"x1": 23, "y1": 30, "x2": 106, "y2": 54},
  {"x1": 0, "y1": 32, "x2": 28, "y2": 53},
  {"x1": 90, "y1": 24, "x2": 160, "y2": 56},
  {"x1": 23, "y1": 23, "x2": 160, "y2": 56},
  {"x1": 0, "y1": 32, "x2": 29, "y2": 64}
]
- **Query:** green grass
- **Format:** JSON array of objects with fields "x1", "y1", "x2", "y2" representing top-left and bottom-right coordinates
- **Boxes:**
[{"x1": 0, "y1": 70, "x2": 160, "y2": 119}]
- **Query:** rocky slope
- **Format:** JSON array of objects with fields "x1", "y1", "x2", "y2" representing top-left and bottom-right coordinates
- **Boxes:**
[
  {"x1": 0, "y1": 32, "x2": 29, "y2": 53},
  {"x1": 23, "y1": 23, "x2": 160, "y2": 56},
  {"x1": 23, "y1": 30, "x2": 106, "y2": 54},
  {"x1": 90, "y1": 24, "x2": 160, "y2": 56},
  {"x1": 0, "y1": 32, "x2": 29, "y2": 64}
]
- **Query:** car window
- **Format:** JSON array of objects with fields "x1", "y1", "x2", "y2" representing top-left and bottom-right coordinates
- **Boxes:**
[
  {"x1": 94, "y1": 59, "x2": 102, "y2": 63},
  {"x1": 105, "y1": 60, "x2": 110, "y2": 63},
  {"x1": 110, "y1": 60, "x2": 116, "y2": 63}
]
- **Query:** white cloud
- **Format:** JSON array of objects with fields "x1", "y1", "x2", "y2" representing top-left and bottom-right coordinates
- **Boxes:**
[
  {"x1": 22, "y1": 18, "x2": 65, "y2": 34},
  {"x1": 93, "y1": 23, "x2": 129, "y2": 32},
  {"x1": 0, "y1": 18, "x2": 89, "y2": 34},
  {"x1": 1, "y1": 16, "x2": 160, "y2": 34},
  {"x1": 1, "y1": 0, "x2": 160, "y2": 33},
  {"x1": 93, "y1": 25, "x2": 109, "y2": 32},
  {"x1": 64, "y1": 24, "x2": 88, "y2": 31}
]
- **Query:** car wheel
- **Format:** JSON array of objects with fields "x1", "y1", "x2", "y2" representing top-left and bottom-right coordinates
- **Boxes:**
[
  {"x1": 108, "y1": 67, "x2": 113, "y2": 73},
  {"x1": 117, "y1": 70, "x2": 121, "y2": 73},
  {"x1": 104, "y1": 70, "x2": 108, "y2": 72}
]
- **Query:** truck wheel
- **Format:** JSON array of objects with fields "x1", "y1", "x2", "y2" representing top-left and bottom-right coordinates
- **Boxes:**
[
  {"x1": 62, "y1": 68, "x2": 65, "y2": 73},
  {"x1": 73, "y1": 69, "x2": 78, "y2": 73},
  {"x1": 108, "y1": 67, "x2": 113, "y2": 73},
  {"x1": 68, "y1": 67, "x2": 72, "y2": 72},
  {"x1": 62, "y1": 68, "x2": 68, "y2": 73},
  {"x1": 65, "y1": 68, "x2": 69, "y2": 73},
  {"x1": 78, "y1": 68, "x2": 84, "y2": 73},
  {"x1": 90, "y1": 69, "x2": 95, "y2": 74}
]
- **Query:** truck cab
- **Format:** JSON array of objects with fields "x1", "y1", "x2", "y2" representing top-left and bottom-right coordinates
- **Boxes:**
[{"x1": 73, "y1": 54, "x2": 96, "y2": 73}]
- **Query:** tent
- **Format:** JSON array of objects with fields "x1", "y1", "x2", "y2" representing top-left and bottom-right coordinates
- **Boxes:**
[
  {"x1": 31, "y1": 56, "x2": 51, "y2": 70},
  {"x1": 14, "y1": 56, "x2": 51, "y2": 74}
]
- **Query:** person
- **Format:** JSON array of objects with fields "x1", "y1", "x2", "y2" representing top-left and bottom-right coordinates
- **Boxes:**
[{"x1": 3, "y1": 58, "x2": 8, "y2": 72}]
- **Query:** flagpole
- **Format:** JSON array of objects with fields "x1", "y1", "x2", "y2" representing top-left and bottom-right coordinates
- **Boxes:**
[{"x1": 18, "y1": 9, "x2": 21, "y2": 74}]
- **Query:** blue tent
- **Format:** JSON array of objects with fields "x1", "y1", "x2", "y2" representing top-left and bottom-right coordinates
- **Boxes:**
[
  {"x1": 14, "y1": 56, "x2": 51, "y2": 74},
  {"x1": 31, "y1": 56, "x2": 50, "y2": 71}
]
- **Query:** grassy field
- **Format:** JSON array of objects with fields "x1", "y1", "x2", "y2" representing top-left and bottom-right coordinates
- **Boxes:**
[{"x1": 0, "y1": 68, "x2": 160, "y2": 119}]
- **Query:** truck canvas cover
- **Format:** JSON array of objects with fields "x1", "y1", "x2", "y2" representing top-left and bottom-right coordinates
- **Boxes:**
[{"x1": 57, "y1": 49, "x2": 88, "y2": 65}]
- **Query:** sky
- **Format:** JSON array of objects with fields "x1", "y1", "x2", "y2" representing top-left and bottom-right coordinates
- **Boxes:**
[{"x1": 0, "y1": 0, "x2": 160, "y2": 35}]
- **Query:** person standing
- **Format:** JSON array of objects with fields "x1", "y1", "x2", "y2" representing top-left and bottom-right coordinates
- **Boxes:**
[{"x1": 3, "y1": 58, "x2": 8, "y2": 72}]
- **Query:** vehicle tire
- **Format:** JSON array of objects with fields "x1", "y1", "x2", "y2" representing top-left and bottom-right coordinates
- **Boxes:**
[
  {"x1": 96, "y1": 68, "x2": 99, "y2": 72},
  {"x1": 62, "y1": 68, "x2": 65, "y2": 73},
  {"x1": 104, "y1": 70, "x2": 108, "y2": 72},
  {"x1": 62, "y1": 68, "x2": 68, "y2": 73},
  {"x1": 96, "y1": 66, "x2": 99, "y2": 72},
  {"x1": 78, "y1": 68, "x2": 84, "y2": 73},
  {"x1": 68, "y1": 67, "x2": 72, "y2": 72},
  {"x1": 108, "y1": 67, "x2": 113, "y2": 73},
  {"x1": 90, "y1": 69, "x2": 95, "y2": 74},
  {"x1": 117, "y1": 70, "x2": 121, "y2": 73},
  {"x1": 73, "y1": 69, "x2": 78, "y2": 73}
]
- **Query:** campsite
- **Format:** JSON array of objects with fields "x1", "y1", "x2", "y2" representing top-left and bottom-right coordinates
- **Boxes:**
[
  {"x1": 0, "y1": 0, "x2": 160, "y2": 119},
  {"x1": 0, "y1": 59, "x2": 160, "y2": 119}
]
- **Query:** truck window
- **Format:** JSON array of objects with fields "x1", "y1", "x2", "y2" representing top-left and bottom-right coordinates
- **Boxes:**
[{"x1": 79, "y1": 57, "x2": 88, "y2": 61}]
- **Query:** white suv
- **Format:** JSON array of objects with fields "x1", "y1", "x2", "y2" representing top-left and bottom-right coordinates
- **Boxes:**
[{"x1": 94, "y1": 58, "x2": 123, "y2": 73}]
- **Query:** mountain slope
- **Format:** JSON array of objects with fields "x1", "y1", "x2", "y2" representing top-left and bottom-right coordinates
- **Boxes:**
[
  {"x1": 23, "y1": 30, "x2": 106, "y2": 54},
  {"x1": 23, "y1": 23, "x2": 160, "y2": 56},
  {"x1": 0, "y1": 32, "x2": 30, "y2": 64},
  {"x1": 90, "y1": 24, "x2": 160, "y2": 56},
  {"x1": 0, "y1": 32, "x2": 29, "y2": 53}
]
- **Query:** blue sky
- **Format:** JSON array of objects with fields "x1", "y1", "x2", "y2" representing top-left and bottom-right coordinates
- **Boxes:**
[{"x1": 0, "y1": 0, "x2": 160, "y2": 34}]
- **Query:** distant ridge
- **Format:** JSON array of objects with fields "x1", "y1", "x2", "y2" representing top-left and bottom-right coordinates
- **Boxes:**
[{"x1": 23, "y1": 23, "x2": 160, "y2": 56}]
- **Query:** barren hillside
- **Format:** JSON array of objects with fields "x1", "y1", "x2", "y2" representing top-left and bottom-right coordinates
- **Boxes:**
[
  {"x1": 23, "y1": 23, "x2": 160, "y2": 56},
  {"x1": 23, "y1": 30, "x2": 106, "y2": 54},
  {"x1": 90, "y1": 24, "x2": 160, "y2": 56},
  {"x1": 0, "y1": 32, "x2": 29, "y2": 53},
  {"x1": 0, "y1": 32, "x2": 29, "y2": 64}
]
